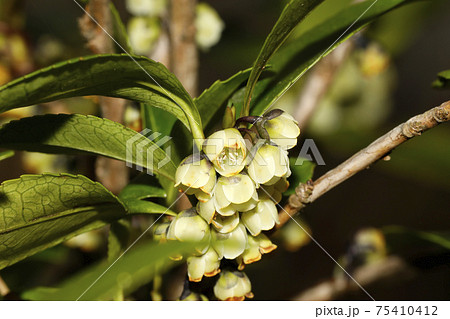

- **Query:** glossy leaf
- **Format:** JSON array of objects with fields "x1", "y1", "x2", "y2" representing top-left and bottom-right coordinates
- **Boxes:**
[
  {"x1": 140, "y1": 104, "x2": 179, "y2": 201},
  {"x1": 0, "y1": 114, "x2": 176, "y2": 181},
  {"x1": 248, "y1": 0, "x2": 425, "y2": 116},
  {"x1": 0, "y1": 174, "x2": 126, "y2": 270},
  {"x1": 141, "y1": 103, "x2": 178, "y2": 138},
  {"x1": 242, "y1": 0, "x2": 324, "y2": 116},
  {"x1": 110, "y1": 2, "x2": 132, "y2": 53},
  {"x1": 195, "y1": 68, "x2": 252, "y2": 128},
  {"x1": 118, "y1": 182, "x2": 176, "y2": 216},
  {"x1": 0, "y1": 54, "x2": 202, "y2": 134},
  {"x1": 119, "y1": 183, "x2": 167, "y2": 201},
  {"x1": 121, "y1": 198, "x2": 176, "y2": 217},
  {"x1": 432, "y1": 70, "x2": 450, "y2": 89},
  {"x1": 22, "y1": 241, "x2": 198, "y2": 300},
  {"x1": 0, "y1": 150, "x2": 14, "y2": 162}
]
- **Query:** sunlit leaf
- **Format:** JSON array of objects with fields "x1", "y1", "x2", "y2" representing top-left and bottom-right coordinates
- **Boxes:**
[
  {"x1": 0, "y1": 174, "x2": 126, "y2": 270},
  {"x1": 195, "y1": 68, "x2": 252, "y2": 128},
  {"x1": 110, "y1": 2, "x2": 132, "y2": 53},
  {"x1": 242, "y1": 0, "x2": 324, "y2": 116},
  {"x1": 119, "y1": 183, "x2": 167, "y2": 201},
  {"x1": 0, "y1": 114, "x2": 176, "y2": 181},
  {"x1": 248, "y1": 0, "x2": 427, "y2": 116},
  {"x1": 0, "y1": 54, "x2": 202, "y2": 133}
]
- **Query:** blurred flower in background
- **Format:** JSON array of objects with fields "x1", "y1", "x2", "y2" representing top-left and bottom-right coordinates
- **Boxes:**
[{"x1": 195, "y1": 3, "x2": 224, "y2": 51}]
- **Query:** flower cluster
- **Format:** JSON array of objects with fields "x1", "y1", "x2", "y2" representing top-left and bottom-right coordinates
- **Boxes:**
[{"x1": 159, "y1": 109, "x2": 300, "y2": 300}]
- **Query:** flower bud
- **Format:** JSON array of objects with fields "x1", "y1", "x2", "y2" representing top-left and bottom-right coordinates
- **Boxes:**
[
  {"x1": 167, "y1": 208, "x2": 211, "y2": 255},
  {"x1": 213, "y1": 270, "x2": 253, "y2": 301},
  {"x1": 175, "y1": 155, "x2": 216, "y2": 201},
  {"x1": 212, "y1": 212, "x2": 239, "y2": 234},
  {"x1": 247, "y1": 144, "x2": 290, "y2": 186},
  {"x1": 237, "y1": 233, "x2": 277, "y2": 269},
  {"x1": 187, "y1": 247, "x2": 221, "y2": 282},
  {"x1": 264, "y1": 111, "x2": 300, "y2": 150},
  {"x1": 241, "y1": 199, "x2": 279, "y2": 236},
  {"x1": 212, "y1": 223, "x2": 247, "y2": 259},
  {"x1": 203, "y1": 128, "x2": 247, "y2": 176}
]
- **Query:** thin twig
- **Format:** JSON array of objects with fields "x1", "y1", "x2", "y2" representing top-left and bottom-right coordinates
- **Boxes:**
[
  {"x1": 78, "y1": 0, "x2": 128, "y2": 194},
  {"x1": 279, "y1": 100, "x2": 450, "y2": 226}
]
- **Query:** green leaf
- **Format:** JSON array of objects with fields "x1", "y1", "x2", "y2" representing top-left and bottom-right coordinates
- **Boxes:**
[
  {"x1": 0, "y1": 174, "x2": 126, "y2": 270},
  {"x1": 249, "y1": 0, "x2": 425, "y2": 116},
  {"x1": 22, "y1": 241, "x2": 198, "y2": 300},
  {"x1": 195, "y1": 68, "x2": 252, "y2": 128},
  {"x1": 118, "y1": 182, "x2": 176, "y2": 216},
  {"x1": 140, "y1": 104, "x2": 179, "y2": 201},
  {"x1": 286, "y1": 157, "x2": 316, "y2": 195},
  {"x1": 140, "y1": 110, "x2": 178, "y2": 195},
  {"x1": 141, "y1": 103, "x2": 178, "y2": 137},
  {"x1": 432, "y1": 70, "x2": 450, "y2": 89},
  {"x1": 0, "y1": 54, "x2": 203, "y2": 136},
  {"x1": 242, "y1": 0, "x2": 324, "y2": 116},
  {"x1": 107, "y1": 219, "x2": 132, "y2": 262},
  {"x1": 119, "y1": 183, "x2": 167, "y2": 201},
  {"x1": 0, "y1": 150, "x2": 14, "y2": 162},
  {"x1": 110, "y1": 2, "x2": 132, "y2": 53},
  {"x1": 122, "y1": 199, "x2": 176, "y2": 217},
  {"x1": 0, "y1": 114, "x2": 176, "y2": 181}
]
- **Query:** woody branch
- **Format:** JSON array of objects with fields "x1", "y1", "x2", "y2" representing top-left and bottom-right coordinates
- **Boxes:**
[{"x1": 278, "y1": 100, "x2": 450, "y2": 227}]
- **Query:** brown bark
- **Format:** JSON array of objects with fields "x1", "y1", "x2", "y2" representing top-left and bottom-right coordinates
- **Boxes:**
[{"x1": 278, "y1": 100, "x2": 450, "y2": 227}]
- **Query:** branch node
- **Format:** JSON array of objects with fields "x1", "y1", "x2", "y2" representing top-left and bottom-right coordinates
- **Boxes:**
[
  {"x1": 292, "y1": 180, "x2": 314, "y2": 206},
  {"x1": 434, "y1": 101, "x2": 450, "y2": 123},
  {"x1": 402, "y1": 119, "x2": 425, "y2": 138},
  {"x1": 279, "y1": 100, "x2": 450, "y2": 228}
]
